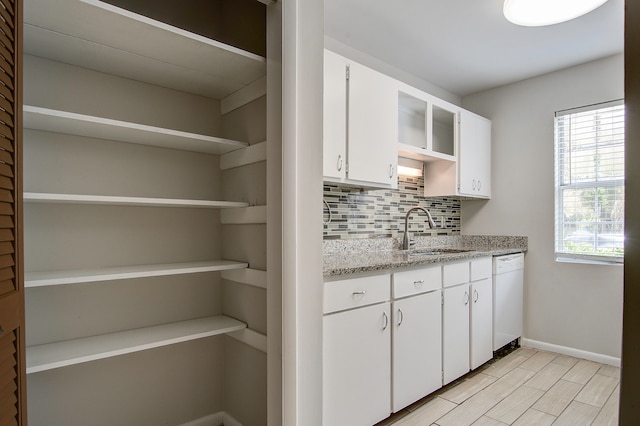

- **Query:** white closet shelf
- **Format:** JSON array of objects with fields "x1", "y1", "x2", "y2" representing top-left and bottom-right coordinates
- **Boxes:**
[
  {"x1": 221, "y1": 268, "x2": 267, "y2": 290},
  {"x1": 24, "y1": 192, "x2": 249, "y2": 209},
  {"x1": 221, "y1": 206, "x2": 267, "y2": 224},
  {"x1": 398, "y1": 143, "x2": 457, "y2": 163},
  {"x1": 26, "y1": 315, "x2": 247, "y2": 374},
  {"x1": 23, "y1": 106, "x2": 248, "y2": 154},
  {"x1": 25, "y1": 260, "x2": 249, "y2": 288},
  {"x1": 220, "y1": 141, "x2": 267, "y2": 170},
  {"x1": 24, "y1": 0, "x2": 266, "y2": 99},
  {"x1": 228, "y1": 328, "x2": 267, "y2": 353}
]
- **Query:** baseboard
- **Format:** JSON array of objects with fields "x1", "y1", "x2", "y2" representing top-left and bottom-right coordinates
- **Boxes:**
[
  {"x1": 180, "y1": 412, "x2": 243, "y2": 426},
  {"x1": 521, "y1": 338, "x2": 621, "y2": 367}
]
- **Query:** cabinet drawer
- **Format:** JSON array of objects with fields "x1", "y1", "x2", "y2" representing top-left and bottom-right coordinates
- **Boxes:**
[
  {"x1": 470, "y1": 257, "x2": 492, "y2": 281},
  {"x1": 393, "y1": 266, "x2": 441, "y2": 298},
  {"x1": 443, "y1": 261, "x2": 469, "y2": 287},
  {"x1": 324, "y1": 274, "x2": 390, "y2": 314}
]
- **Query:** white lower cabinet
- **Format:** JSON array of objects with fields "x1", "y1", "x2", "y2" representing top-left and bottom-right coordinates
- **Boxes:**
[
  {"x1": 323, "y1": 256, "x2": 496, "y2": 423},
  {"x1": 323, "y1": 302, "x2": 391, "y2": 426},
  {"x1": 470, "y1": 278, "x2": 493, "y2": 370},
  {"x1": 392, "y1": 290, "x2": 442, "y2": 412},
  {"x1": 442, "y1": 283, "x2": 471, "y2": 385}
]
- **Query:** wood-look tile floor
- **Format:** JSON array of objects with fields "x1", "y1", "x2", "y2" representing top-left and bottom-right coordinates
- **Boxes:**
[{"x1": 377, "y1": 347, "x2": 620, "y2": 426}]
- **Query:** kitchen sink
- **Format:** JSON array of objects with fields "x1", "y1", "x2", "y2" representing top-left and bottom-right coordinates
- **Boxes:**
[{"x1": 408, "y1": 248, "x2": 474, "y2": 256}]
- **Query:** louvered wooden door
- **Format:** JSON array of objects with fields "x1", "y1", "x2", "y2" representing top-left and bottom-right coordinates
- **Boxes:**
[{"x1": 0, "y1": 0, "x2": 24, "y2": 425}]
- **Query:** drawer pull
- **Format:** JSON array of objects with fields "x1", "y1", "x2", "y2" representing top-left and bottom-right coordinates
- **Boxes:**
[
  {"x1": 413, "y1": 280, "x2": 424, "y2": 287},
  {"x1": 352, "y1": 290, "x2": 366, "y2": 297},
  {"x1": 397, "y1": 309, "x2": 404, "y2": 326},
  {"x1": 382, "y1": 312, "x2": 389, "y2": 330}
]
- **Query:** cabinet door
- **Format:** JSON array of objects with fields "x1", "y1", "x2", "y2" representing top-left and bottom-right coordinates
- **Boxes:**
[
  {"x1": 323, "y1": 50, "x2": 347, "y2": 180},
  {"x1": 470, "y1": 278, "x2": 493, "y2": 370},
  {"x1": 0, "y1": 2, "x2": 26, "y2": 425},
  {"x1": 348, "y1": 60, "x2": 398, "y2": 188},
  {"x1": 443, "y1": 284, "x2": 470, "y2": 385},
  {"x1": 392, "y1": 291, "x2": 442, "y2": 412},
  {"x1": 459, "y1": 109, "x2": 491, "y2": 198},
  {"x1": 323, "y1": 302, "x2": 391, "y2": 426}
]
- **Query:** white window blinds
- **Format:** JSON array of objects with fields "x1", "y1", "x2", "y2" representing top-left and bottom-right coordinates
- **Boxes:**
[{"x1": 554, "y1": 100, "x2": 625, "y2": 263}]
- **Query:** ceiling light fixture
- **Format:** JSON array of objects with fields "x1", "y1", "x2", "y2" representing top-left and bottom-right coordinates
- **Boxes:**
[{"x1": 503, "y1": 0, "x2": 610, "y2": 26}]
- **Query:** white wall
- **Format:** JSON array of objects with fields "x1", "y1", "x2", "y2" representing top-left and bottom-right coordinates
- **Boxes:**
[
  {"x1": 283, "y1": 0, "x2": 324, "y2": 424},
  {"x1": 461, "y1": 54, "x2": 624, "y2": 359}
]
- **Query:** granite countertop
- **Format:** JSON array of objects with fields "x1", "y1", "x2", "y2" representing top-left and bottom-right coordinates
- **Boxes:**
[{"x1": 323, "y1": 235, "x2": 527, "y2": 278}]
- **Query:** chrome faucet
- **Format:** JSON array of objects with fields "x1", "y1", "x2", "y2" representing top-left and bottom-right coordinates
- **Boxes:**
[{"x1": 402, "y1": 207, "x2": 436, "y2": 250}]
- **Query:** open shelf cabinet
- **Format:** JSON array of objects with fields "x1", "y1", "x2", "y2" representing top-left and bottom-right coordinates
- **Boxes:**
[{"x1": 22, "y1": 0, "x2": 274, "y2": 424}]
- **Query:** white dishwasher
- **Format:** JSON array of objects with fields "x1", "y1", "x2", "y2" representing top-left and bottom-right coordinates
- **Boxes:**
[{"x1": 493, "y1": 253, "x2": 524, "y2": 351}]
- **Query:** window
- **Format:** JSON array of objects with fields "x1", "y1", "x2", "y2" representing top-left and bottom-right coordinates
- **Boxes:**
[{"x1": 554, "y1": 100, "x2": 624, "y2": 264}]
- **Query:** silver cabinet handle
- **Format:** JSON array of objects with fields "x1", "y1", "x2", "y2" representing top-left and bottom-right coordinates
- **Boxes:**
[
  {"x1": 413, "y1": 280, "x2": 424, "y2": 287},
  {"x1": 389, "y1": 164, "x2": 394, "y2": 178},
  {"x1": 352, "y1": 290, "x2": 366, "y2": 298},
  {"x1": 464, "y1": 291, "x2": 469, "y2": 306},
  {"x1": 337, "y1": 155, "x2": 343, "y2": 172},
  {"x1": 382, "y1": 312, "x2": 389, "y2": 330},
  {"x1": 473, "y1": 289, "x2": 479, "y2": 303},
  {"x1": 472, "y1": 179, "x2": 476, "y2": 190},
  {"x1": 397, "y1": 309, "x2": 404, "y2": 326},
  {"x1": 477, "y1": 180, "x2": 481, "y2": 191}
]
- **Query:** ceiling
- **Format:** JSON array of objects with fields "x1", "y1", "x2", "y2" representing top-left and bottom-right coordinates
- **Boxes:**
[{"x1": 324, "y1": 0, "x2": 624, "y2": 97}]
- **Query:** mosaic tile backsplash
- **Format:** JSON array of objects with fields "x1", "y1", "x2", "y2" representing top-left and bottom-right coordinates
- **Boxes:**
[{"x1": 323, "y1": 176, "x2": 461, "y2": 240}]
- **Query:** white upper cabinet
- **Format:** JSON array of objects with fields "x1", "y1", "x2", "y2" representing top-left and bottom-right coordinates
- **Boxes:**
[
  {"x1": 459, "y1": 109, "x2": 492, "y2": 198},
  {"x1": 348, "y1": 59, "x2": 398, "y2": 187},
  {"x1": 323, "y1": 49, "x2": 348, "y2": 180},
  {"x1": 397, "y1": 88, "x2": 457, "y2": 162},
  {"x1": 323, "y1": 49, "x2": 492, "y2": 197},
  {"x1": 323, "y1": 49, "x2": 398, "y2": 189}
]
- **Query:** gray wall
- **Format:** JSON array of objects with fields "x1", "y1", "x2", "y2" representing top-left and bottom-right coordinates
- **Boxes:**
[{"x1": 461, "y1": 54, "x2": 624, "y2": 359}]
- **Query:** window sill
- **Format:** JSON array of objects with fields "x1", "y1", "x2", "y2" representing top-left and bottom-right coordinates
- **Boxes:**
[{"x1": 555, "y1": 253, "x2": 623, "y2": 266}]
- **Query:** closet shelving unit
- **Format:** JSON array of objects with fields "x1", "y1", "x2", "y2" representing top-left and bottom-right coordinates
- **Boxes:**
[{"x1": 23, "y1": 0, "x2": 271, "y2": 419}]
